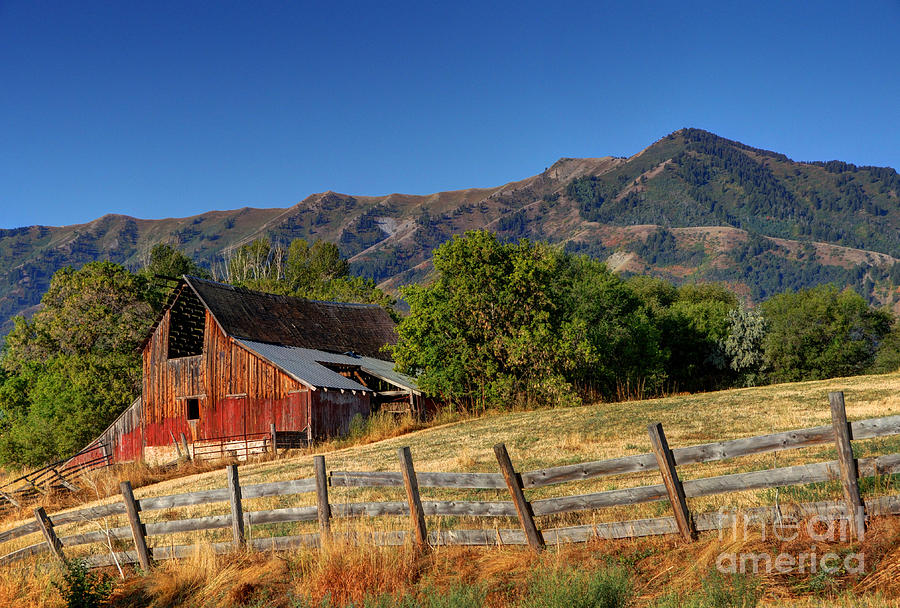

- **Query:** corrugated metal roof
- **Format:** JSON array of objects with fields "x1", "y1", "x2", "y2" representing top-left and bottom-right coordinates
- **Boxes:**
[
  {"x1": 236, "y1": 339, "x2": 420, "y2": 394},
  {"x1": 236, "y1": 340, "x2": 371, "y2": 392},
  {"x1": 357, "y1": 357, "x2": 420, "y2": 394}
]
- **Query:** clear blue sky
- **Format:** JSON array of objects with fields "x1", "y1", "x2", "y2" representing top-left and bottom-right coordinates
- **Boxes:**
[{"x1": 1, "y1": 1, "x2": 898, "y2": 229}]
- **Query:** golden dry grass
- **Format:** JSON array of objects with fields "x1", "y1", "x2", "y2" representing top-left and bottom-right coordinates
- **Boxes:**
[
  {"x1": 2, "y1": 372, "x2": 900, "y2": 606},
  {"x1": 4, "y1": 513, "x2": 892, "y2": 607}
]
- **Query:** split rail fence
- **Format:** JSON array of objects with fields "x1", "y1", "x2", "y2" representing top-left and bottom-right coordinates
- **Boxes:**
[
  {"x1": 2, "y1": 391, "x2": 900, "y2": 570},
  {"x1": 0, "y1": 444, "x2": 111, "y2": 514}
]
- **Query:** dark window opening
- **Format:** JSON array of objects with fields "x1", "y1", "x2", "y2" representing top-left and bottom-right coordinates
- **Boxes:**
[
  {"x1": 168, "y1": 288, "x2": 205, "y2": 358},
  {"x1": 186, "y1": 398, "x2": 200, "y2": 421}
]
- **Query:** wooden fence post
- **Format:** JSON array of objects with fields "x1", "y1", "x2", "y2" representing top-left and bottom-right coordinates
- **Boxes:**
[
  {"x1": 226, "y1": 465, "x2": 245, "y2": 548},
  {"x1": 397, "y1": 446, "x2": 428, "y2": 548},
  {"x1": 829, "y1": 391, "x2": 866, "y2": 540},
  {"x1": 170, "y1": 431, "x2": 183, "y2": 460},
  {"x1": 493, "y1": 443, "x2": 544, "y2": 551},
  {"x1": 0, "y1": 489, "x2": 20, "y2": 509},
  {"x1": 120, "y1": 480, "x2": 152, "y2": 570},
  {"x1": 270, "y1": 423, "x2": 277, "y2": 455},
  {"x1": 33, "y1": 507, "x2": 65, "y2": 563},
  {"x1": 179, "y1": 433, "x2": 191, "y2": 461},
  {"x1": 648, "y1": 423, "x2": 695, "y2": 541},
  {"x1": 314, "y1": 455, "x2": 331, "y2": 537}
]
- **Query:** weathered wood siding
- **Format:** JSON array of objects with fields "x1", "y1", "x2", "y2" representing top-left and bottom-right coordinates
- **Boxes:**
[
  {"x1": 311, "y1": 390, "x2": 371, "y2": 439},
  {"x1": 141, "y1": 306, "x2": 313, "y2": 458},
  {"x1": 64, "y1": 398, "x2": 143, "y2": 467}
]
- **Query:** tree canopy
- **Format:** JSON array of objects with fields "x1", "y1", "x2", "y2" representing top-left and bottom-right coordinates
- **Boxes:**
[
  {"x1": 225, "y1": 237, "x2": 394, "y2": 310},
  {"x1": 761, "y1": 285, "x2": 892, "y2": 382},
  {"x1": 0, "y1": 262, "x2": 155, "y2": 465},
  {"x1": 391, "y1": 231, "x2": 665, "y2": 410}
]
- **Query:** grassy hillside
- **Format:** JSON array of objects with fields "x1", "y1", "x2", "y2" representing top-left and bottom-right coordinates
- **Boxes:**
[
  {"x1": 4, "y1": 129, "x2": 900, "y2": 335},
  {"x1": 2, "y1": 373, "x2": 900, "y2": 606}
]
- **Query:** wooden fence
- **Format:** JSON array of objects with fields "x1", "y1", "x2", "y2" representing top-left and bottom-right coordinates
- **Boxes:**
[
  {"x1": 0, "y1": 443, "x2": 112, "y2": 513},
  {"x1": 187, "y1": 426, "x2": 309, "y2": 463},
  {"x1": 2, "y1": 391, "x2": 900, "y2": 569}
]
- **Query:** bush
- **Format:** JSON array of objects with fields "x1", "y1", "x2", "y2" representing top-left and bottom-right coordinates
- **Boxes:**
[{"x1": 54, "y1": 559, "x2": 113, "y2": 608}]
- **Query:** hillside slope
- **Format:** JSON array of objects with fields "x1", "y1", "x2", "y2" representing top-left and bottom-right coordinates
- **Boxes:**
[
  {"x1": 3, "y1": 128, "x2": 900, "y2": 333},
  {"x1": 2, "y1": 373, "x2": 900, "y2": 607}
]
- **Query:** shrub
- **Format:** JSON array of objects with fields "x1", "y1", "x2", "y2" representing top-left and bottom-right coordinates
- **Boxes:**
[{"x1": 54, "y1": 559, "x2": 114, "y2": 608}]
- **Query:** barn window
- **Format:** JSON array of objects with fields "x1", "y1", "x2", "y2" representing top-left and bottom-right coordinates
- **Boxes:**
[
  {"x1": 186, "y1": 398, "x2": 200, "y2": 421},
  {"x1": 168, "y1": 288, "x2": 205, "y2": 358}
]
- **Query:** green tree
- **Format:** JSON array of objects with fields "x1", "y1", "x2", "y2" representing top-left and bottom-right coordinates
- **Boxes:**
[
  {"x1": 762, "y1": 285, "x2": 892, "y2": 382},
  {"x1": 392, "y1": 231, "x2": 578, "y2": 410},
  {"x1": 392, "y1": 231, "x2": 665, "y2": 410},
  {"x1": 665, "y1": 284, "x2": 738, "y2": 389},
  {"x1": 286, "y1": 239, "x2": 349, "y2": 291},
  {"x1": 870, "y1": 320, "x2": 900, "y2": 374},
  {"x1": 0, "y1": 262, "x2": 152, "y2": 465},
  {"x1": 723, "y1": 307, "x2": 769, "y2": 386},
  {"x1": 557, "y1": 255, "x2": 665, "y2": 397},
  {"x1": 227, "y1": 238, "x2": 284, "y2": 287},
  {"x1": 142, "y1": 243, "x2": 210, "y2": 280},
  {"x1": 629, "y1": 281, "x2": 739, "y2": 392},
  {"x1": 227, "y1": 236, "x2": 394, "y2": 309}
]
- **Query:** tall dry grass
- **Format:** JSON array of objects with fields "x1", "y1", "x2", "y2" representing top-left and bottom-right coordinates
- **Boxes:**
[
  {"x1": 0, "y1": 514, "x2": 879, "y2": 607},
  {"x1": 0, "y1": 458, "x2": 228, "y2": 530}
]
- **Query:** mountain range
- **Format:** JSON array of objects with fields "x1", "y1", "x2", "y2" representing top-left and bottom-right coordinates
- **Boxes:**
[{"x1": 3, "y1": 128, "x2": 900, "y2": 334}]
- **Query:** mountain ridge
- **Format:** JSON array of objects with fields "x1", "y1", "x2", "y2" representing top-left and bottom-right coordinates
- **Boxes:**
[{"x1": 3, "y1": 128, "x2": 900, "y2": 334}]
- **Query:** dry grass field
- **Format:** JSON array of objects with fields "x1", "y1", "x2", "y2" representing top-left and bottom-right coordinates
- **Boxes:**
[{"x1": 2, "y1": 371, "x2": 900, "y2": 607}]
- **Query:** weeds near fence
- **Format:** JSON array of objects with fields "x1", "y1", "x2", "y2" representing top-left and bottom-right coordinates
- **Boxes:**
[{"x1": 54, "y1": 558, "x2": 114, "y2": 608}]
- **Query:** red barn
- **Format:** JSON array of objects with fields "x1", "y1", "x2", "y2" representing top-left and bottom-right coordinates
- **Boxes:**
[{"x1": 83, "y1": 276, "x2": 422, "y2": 465}]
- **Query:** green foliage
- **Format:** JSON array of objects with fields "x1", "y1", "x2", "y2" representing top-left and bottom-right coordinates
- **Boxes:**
[
  {"x1": 393, "y1": 231, "x2": 580, "y2": 409},
  {"x1": 723, "y1": 307, "x2": 768, "y2": 386},
  {"x1": 3, "y1": 262, "x2": 153, "y2": 366},
  {"x1": 870, "y1": 320, "x2": 900, "y2": 374},
  {"x1": 226, "y1": 237, "x2": 394, "y2": 310},
  {"x1": 0, "y1": 262, "x2": 152, "y2": 465},
  {"x1": 640, "y1": 282, "x2": 739, "y2": 392},
  {"x1": 520, "y1": 566, "x2": 632, "y2": 608},
  {"x1": 54, "y1": 559, "x2": 114, "y2": 608},
  {"x1": 392, "y1": 231, "x2": 662, "y2": 410},
  {"x1": 560, "y1": 254, "x2": 666, "y2": 396},
  {"x1": 0, "y1": 353, "x2": 140, "y2": 464},
  {"x1": 762, "y1": 285, "x2": 892, "y2": 383},
  {"x1": 142, "y1": 242, "x2": 210, "y2": 280},
  {"x1": 626, "y1": 228, "x2": 706, "y2": 266}
]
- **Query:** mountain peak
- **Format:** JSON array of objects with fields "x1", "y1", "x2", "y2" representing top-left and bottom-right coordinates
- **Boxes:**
[{"x1": 2, "y1": 129, "x2": 900, "y2": 336}]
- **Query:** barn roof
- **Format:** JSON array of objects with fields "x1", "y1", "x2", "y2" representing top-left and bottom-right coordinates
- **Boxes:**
[
  {"x1": 182, "y1": 276, "x2": 397, "y2": 360},
  {"x1": 235, "y1": 339, "x2": 421, "y2": 394}
]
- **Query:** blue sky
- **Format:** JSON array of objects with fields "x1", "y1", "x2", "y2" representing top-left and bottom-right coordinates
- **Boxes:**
[{"x1": 1, "y1": 1, "x2": 898, "y2": 229}]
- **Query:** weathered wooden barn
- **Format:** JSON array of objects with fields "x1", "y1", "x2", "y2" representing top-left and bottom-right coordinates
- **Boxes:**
[{"x1": 81, "y1": 276, "x2": 422, "y2": 465}]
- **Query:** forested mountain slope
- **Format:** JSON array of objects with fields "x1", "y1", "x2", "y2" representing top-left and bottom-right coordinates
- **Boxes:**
[{"x1": 3, "y1": 128, "x2": 900, "y2": 333}]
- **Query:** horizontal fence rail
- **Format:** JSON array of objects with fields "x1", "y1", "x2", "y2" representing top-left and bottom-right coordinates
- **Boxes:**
[
  {"x1": 0, "y1": 443, "x2": 112, "y2": 512},
  {"x1": 3, "y1": 392, "x2": 900, "y2": 568}
]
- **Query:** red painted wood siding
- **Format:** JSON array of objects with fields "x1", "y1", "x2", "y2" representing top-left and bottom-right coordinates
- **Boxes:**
[{"x1": 141, "y1": 305, "x2": 319, "y2": 457}]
